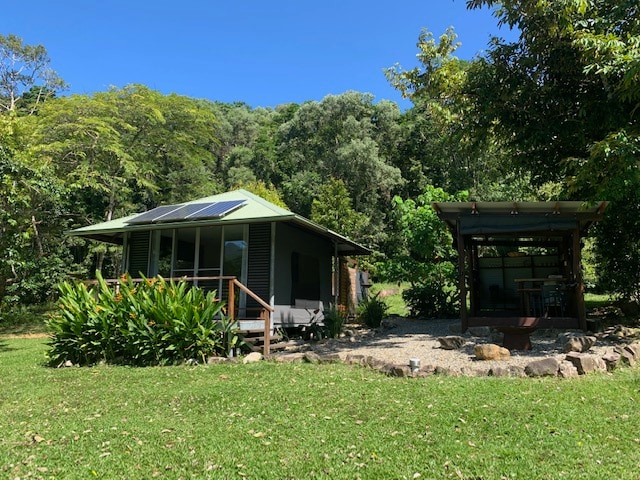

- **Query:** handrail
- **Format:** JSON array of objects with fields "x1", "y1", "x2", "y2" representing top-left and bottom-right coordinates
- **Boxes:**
[{"x1": 233, "y1": 278, "x2": 274, "y2": 312}]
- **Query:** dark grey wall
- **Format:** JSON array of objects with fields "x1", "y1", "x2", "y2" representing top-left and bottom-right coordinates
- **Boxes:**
[{"x1": 273, "y1": 223, "x2": 333, "y2": 325}]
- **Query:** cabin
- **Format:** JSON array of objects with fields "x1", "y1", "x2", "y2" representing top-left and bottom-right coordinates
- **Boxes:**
[
  {"x1": 68, "y1": 190, "x2": 371, "y2": 351},
  {"x1": 432, "y1": 201, "x2": 607, "y2": 349}
]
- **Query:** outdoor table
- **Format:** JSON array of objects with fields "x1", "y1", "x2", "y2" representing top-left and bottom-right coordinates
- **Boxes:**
[{"x1": 514, "y1": 277, "x2": 565, "y2": 317}]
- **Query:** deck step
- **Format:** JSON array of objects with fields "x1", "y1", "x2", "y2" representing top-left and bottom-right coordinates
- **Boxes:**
[{"x1": 243, "y1": 334, "x2": 283, "y2": 344}]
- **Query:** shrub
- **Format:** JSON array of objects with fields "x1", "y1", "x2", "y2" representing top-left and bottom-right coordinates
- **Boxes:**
[
  {"x1": 402, "y1": 277, "x2": 459, "y2": 319},
  {"x1": 322, "y1": 306, "x2": 346, "y2": 339},
  {"x1": 357, "y1": 293, "x2": 388, "y2": 328},
  {"x1": 46, "y1": 273, "x2": 238, "y2": 366}
]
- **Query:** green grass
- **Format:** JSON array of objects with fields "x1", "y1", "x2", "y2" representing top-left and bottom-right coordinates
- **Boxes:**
[
  {"x1": 369, "y1": 282, "x2": 409, "y2": 316},
  {"x1": 1, "y1": 338, "x2": 640, "y2": 479},
  {"x1": 0, "y1": 304, "x2": 52, "y2": 336},
  {"x1": 584, "y1": 292, "x2": 614, "y2": 311}
]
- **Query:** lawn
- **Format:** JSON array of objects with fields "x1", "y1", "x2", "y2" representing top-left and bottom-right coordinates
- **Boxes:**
[{"x1": 1, "y1": 337, "x2": 639, "y2": 479}]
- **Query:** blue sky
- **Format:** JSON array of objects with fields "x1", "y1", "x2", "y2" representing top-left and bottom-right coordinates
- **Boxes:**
[{"x1": 2, "y1": 0, "x2": 516, "y2": 109}]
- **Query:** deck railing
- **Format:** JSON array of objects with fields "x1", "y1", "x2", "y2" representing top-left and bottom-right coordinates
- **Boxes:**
[{"x1": 86, "y1": 275, "x2": 274, "y2": 355}]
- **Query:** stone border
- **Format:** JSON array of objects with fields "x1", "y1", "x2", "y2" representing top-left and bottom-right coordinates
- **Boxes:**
[{"x1": 262, "y1": 341, "x2": 640, "y2": 378}]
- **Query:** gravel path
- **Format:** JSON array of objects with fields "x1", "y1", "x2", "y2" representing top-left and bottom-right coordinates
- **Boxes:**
[{"x1": 307, "y1": 317, "x2": 620, "y2": 374}]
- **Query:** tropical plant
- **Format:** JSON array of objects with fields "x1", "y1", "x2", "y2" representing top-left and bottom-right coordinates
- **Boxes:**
[
  {"x1": 46, "y1": 273, "x2": 238, "y2": 366},
  {"x1": 357, "y1": 292, "x2": 388, "y2": 328},
  {"x1": 322, "y1": 305, "x2": 347, "y2": 339}
]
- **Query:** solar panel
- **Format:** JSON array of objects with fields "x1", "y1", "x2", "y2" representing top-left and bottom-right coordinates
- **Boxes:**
[
  {"x1": 124, "y1": 199, "x2": 247, "y2": 225},
  {"x1": 153, "y1": 203, "x2": 213, "y2": 222},
  {"x1": 187, "y1": 200, "x2": 246, "y2": 219},
  {"x1": 126, "y1": 204, "x2": 183, "y2": 224}
]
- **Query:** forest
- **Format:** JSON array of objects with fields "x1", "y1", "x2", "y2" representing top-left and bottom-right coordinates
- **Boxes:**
[{"x1": 1, "y1": 0, "x2": 638, "y2": 319}]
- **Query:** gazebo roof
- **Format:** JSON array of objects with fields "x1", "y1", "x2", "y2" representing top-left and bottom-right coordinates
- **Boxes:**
[{"x1": 432, "y1": 201, "x2": 608, "y2": 236}]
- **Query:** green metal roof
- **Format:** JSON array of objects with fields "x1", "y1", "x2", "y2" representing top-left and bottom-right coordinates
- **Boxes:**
[{"x1": 67, "y1": 189, "x2": 370, "y2": 255}]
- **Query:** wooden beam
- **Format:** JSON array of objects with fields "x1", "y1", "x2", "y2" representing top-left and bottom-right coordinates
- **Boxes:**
[
  {"x1": 456, "y1": 219, "x2": 469, "y2": 332},
  {"x1": 467, "y1": 316, "x2": 581, "y2": 329},
  {"x1": 573, "y1": 223, "x2": 587, "y2": 330}
]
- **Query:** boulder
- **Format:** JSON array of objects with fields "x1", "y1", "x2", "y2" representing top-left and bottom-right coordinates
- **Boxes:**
[
  {"x1": 558, "y1": 360, "x2": 579, "y2": 378},
  {"x1": 377, "y1": 363, "x2": 397, "y2": 376},
  {"x1": 474, "y1": 344, "x2": 510, "y2": 361},
  {"x1": 489, "y1": 365, "x2": 525, "y2": 377},
  {"x1": 365, "y1": 356, "x2": 387, "y2": 369},
  {"x1": 344, "y1": 354, "x2": 366, "y2": 366},
  {"x1": 614, "y1": 347, "x2": 636, "y2": 367},
  {"x1": 564, "y1": 352, "x2": 607, "y2": 375},
  {"x1": 243, "y1": 352, "x2": 263, "y2": 364},
  {"x1": 271, "y1": 352, "x2": 305, "y2": 363},
  {"x1": 460, "y1": 367, "x2": 489, "y2": 377},
  {"x1": 390, "y1": 365, "x2": 412, "y2": 377},
  {"x1": 563, "y1": 335, "x2": 597, "y2": 353},
  {"x1": 318, "y1": 353, "x2": 342, "y2": 364},
  {"x1": 524, "y1": 358, "x2": 560, "y2": 377},
  {"x1": 303, "y1": 352, "x2": 322, "y2": 364},
  {"x1": 624, "y1": 342, "x2": 640, "y2": 359},
  {"x1": 556, "y1": 331, "x2": 583, "y2": 344},
  {"x1": 206, "y1": 356, "x2": 230, "y2": 365},
  {"x1": 601, "y1": 352, "x2": 621, "y2": 371},
  {"x1": 437, "y1": 336, "x2": 466, "y2": 350},
  {"x1": 434, "y1": 365, "x2": 460, "y2": 376}
]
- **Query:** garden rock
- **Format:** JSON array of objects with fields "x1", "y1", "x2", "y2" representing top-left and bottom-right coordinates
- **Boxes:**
[
  {"x1": 437, "y1": 336, "x2": 466, "y2": 350},
  {"x1": 303, "y1": 352, "x2": 322, "y2": 364},
  {"x1": 365, "y1": 356, "x2": 388, "y2": 369},
  {"x1": 524, "y1": 358, "x2": 559, "y2": 377},
  {"x1": 391, "y1": 365, "x2": 411, "y2": 377},
  {"x1": 564, "y1": 352, "x2": 607, "y2": 375},
  {"x1": 602, "y1": 352, "x2": 621, "y2": 371},
  {"x1": 460, "y1": 367, "x2": 489, "y2": 377},
  {"x1": 489, "y1": 365, "x2": 525, "y2": 377},
  {"x1": 474, "y1": 344, "x2": 510, "y2": 361},
  {"x1": 624, "y1": 342, "x2": 640, "y2": 359},
  {"x1": 243, "y1": 352, "x2": 263, "y2": 364},
  {"x1": 563, "y1": 335, "x2": 596, "y2": 353},
  {"x1": 556, "y1": 331, "x2": 584, "y2": 345},
  {"x1": 344, "y1": 354, "x2": 366, "y2": 366},
  {"x1": 378, "y1": 363, "x2": 397, "y2": 376},
  {"x1": 558, "y1": 360, "x2": 579, "y2": 378},
  {"x1": 434, "y1": 365, "x2": 460, "y2": 376},
  {"x1": 271, "y1": 352, "x2": 305, "y2": 363},
  {"x1": 318, "y1": 353, "x2": 342, "y2": 364},
  {"x1": 614, "y1": 346, "x2": 636, "y2": 367}
]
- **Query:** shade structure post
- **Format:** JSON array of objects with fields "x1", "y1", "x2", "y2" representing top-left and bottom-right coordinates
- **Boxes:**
[
  {"x1": 456, "y1": 218, "x2": 468, "y2": 332},
  {"x1": 333, "y1": 241, "x2": 339, "y2": 307},
  {"x1": 573, "y1": 224, "x2": 587, "y2": 330}
]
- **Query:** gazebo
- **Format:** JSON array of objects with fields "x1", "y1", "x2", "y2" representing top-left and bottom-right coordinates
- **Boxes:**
[{"x1": 432, "y1": 201, "x2": 608, "y2": 349}]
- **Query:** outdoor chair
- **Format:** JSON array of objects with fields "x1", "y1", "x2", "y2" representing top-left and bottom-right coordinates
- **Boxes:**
[{"x1": 541, "y1": 283, "x2": 565, "y2": 317}]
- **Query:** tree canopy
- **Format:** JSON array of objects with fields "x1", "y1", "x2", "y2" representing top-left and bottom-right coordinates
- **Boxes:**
[{"x1": 1, "y1": 7, "x2": 639, "y2": 315}]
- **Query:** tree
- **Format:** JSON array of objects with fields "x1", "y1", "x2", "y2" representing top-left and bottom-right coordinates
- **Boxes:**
[
  {"x1": 277, "y1": 92, "x2": 404, "y2": 246},
  {"x1": 310, "y1": 178, "x2": 368, "y2": 241},
  {"x1": 386, "y1": 28, "x2": 511, "y2": 199},
  {"x1": 28, "y1": 86, "x2": 220, "y2": 274},
  {"x1": 382, "y1": 185, "x2": 468, "y2": 318},
  {"x1": 0, "y1": 116, "x2": 68, "y2": 307},
  {"x1": 0, "y1": 34, "x2": 65, "y2": 114},
  {"x1": 464, "y1": 0, "x2": 640, "y2": 301}
]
